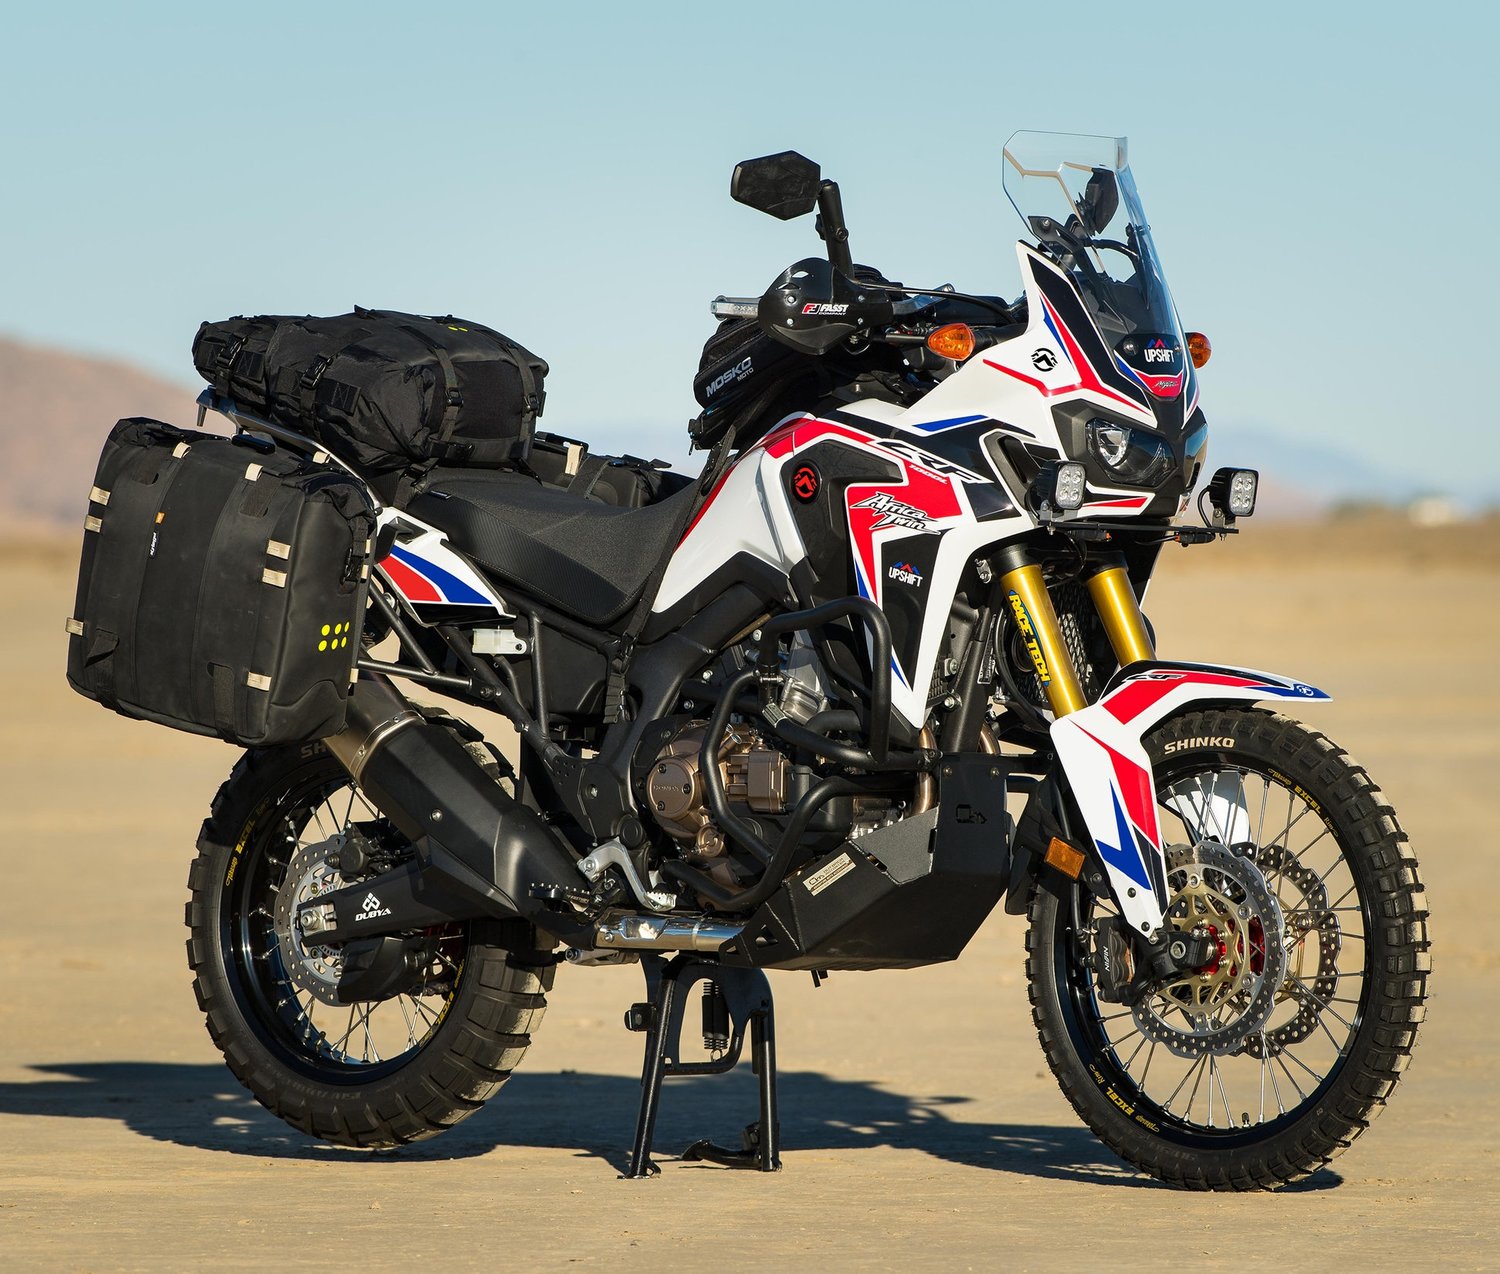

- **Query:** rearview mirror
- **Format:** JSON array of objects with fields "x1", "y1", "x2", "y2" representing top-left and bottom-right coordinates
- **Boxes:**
[
  {"x1": 1079, "y1": 167, "x2": 1120, "y2": 236},
  {"x1": 731, "y1": 151, "x2": 822, "y2": 220}
]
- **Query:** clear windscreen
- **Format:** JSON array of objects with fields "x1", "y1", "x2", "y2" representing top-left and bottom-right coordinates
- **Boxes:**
[{"x1": 1003, "y1": 131, "x2": 1187, "y2": 390}]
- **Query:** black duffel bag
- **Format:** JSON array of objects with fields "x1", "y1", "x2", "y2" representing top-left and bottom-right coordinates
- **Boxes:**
[
  {"x1": 192, "y1": 307, "x2": 547, "y2": 475},
  {"x1": 525, "y1": 431, "x2": 690, "y2": 508},
  {"x1": 67, "y1": 418, "x2": 376, "y2": 746}
]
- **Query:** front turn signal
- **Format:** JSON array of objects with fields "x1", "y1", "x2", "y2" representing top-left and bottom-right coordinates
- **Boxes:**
[
  {"x1": 1186, "y1": 331, "x2": 1212, "y2": 368},
  {"x1": 927, "y1": 322, "x2": 976, "y2": 362}
]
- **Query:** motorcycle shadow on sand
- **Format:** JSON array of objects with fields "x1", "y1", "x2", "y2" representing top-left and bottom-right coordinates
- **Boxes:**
[{"x1": 0, "y1": 1062, "x2": 1340, "y2": 1190}]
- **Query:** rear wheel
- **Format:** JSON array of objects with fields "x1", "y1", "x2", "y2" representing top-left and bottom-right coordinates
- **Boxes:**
[
  {"x1": 1027, "y1": 708, "x2": 1429, "y2": 1189},
  {"x1": 185, "y1": 743, "x2": 554, "y2": 1148}
]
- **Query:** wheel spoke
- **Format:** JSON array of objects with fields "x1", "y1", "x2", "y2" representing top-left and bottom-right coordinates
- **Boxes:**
[
  {"x1": 1209, "y1": 1054, "x2": 1232, "y2": 1128},
  {"x1": 1264, "y1": 1038, "x2": 1287, "y2": 1115},
  {"x1": 1137, "y1": 1039, "x2": 1157, "y2": 1089},
  {"x1": 1163, "y1": 1055, "x2": 1207, "y2": 1113},
  {"x1": 398, "y1": 996, "x2": 419, "y2": 1050}
]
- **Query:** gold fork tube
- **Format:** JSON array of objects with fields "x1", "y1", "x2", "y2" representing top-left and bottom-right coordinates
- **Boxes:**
[
  {"x1": 998, "y1": 559, "x2": 1087, "y2": 718},
  {"x1": 1085, "y1": 561, "x2": 1156, "y2": 668}
]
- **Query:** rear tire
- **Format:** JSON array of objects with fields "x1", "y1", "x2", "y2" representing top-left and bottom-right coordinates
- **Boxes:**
[
  {"x1": 185, "y1": 743, "x2": 555, "y2": 1149},
  {"x1": 1027, "y1": 707, "x2": 1429, "y2": 1189}
]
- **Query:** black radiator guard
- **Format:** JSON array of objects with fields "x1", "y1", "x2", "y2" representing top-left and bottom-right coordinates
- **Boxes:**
[{"x1": 721, "y1": 754, "x2": 1014, "y2": 971}]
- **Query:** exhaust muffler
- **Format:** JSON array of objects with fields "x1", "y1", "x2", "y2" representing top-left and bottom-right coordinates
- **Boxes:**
[{"x1": 307, "y1": 676, "x2": 589, "y2": 946}]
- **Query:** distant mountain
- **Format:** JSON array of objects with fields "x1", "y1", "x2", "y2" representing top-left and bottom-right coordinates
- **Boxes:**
[
  {"x1": 1213, "y1": 421, "x2": 1495, "y2": 515},
  {"x1": 0, "y1": 335, "x2": 206, "y2": 531}
]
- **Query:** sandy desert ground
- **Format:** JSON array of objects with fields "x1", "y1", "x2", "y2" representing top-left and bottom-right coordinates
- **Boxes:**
[{"x1": 1, "y1": 517, "x2": 1496, "y2": 1271}]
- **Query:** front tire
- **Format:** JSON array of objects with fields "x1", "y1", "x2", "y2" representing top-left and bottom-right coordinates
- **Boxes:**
[
  {"x1": 185, "y1": 744, "x2": 555, "y2": 1149},
  {"x1": 1027, "y1": 708, "x2": 1429, "y2": 1189}
]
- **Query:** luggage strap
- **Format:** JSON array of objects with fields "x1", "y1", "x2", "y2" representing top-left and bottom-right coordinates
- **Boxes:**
[
  {"x1": 566, "y1": 452, "x2": 612, "y2": 501},
  {"x1": 366, "y1": 312, "x2": 540, "y2": 466},
  {"x1": 397, "y1": 323, "x2": 465, "y2": 445}
]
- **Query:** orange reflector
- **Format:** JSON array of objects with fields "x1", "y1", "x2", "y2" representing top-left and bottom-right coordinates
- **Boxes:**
[
  {"x1": 1186, "y1": 331, "x2": 1212, "y2": 368},
  {"x1": 1045, "y1": 837, "x2": 1086, "y2": 880},
  {"x1": 926, "y1": 322, "x2": 976, "y2": 362}
]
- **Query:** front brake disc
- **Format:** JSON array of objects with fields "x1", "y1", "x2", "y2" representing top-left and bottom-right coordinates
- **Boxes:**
[{"x1": 1131, "y1": 841, "x2": 1287, "y2": 1058}]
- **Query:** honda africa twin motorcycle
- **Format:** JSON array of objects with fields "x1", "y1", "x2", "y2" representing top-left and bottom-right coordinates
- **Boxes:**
[{"x1": 179, "y1": 133, "x2": 1428, "y2": 1189}]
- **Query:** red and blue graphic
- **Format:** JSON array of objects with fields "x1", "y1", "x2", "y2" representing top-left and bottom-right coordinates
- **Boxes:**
[
  {"x1": 983, "y1": 293, "x2": 1147, "y2": 415},
  {"x1": 1103, "y1": 668, "x2": 1322, "y2": 727},
  {"x1": 379, "y1": 543, "x2": 491, "y2": 608}
]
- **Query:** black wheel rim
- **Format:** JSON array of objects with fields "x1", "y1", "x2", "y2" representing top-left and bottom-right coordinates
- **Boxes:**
[{"x1": 219, "y1": 758, "x2": 466, "y2": 1083}]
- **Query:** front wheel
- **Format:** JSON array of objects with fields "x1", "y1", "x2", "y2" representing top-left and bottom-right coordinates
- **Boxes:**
[
  {"x1": 1027, "y1": 708, "x2": 1429, "y2": 1190},
  {"x1": 185, "y1": 743, "x2": 555, "y2": 1148}
]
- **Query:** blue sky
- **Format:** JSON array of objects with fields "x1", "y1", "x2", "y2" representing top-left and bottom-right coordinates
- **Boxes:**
[{"x1": 3, "y1": 1, "x2": 1495, "y2": 502}]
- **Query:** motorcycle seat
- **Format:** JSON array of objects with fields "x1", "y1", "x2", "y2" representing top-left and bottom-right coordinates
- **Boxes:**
[{"x1": 405, "y1": 469, "x2": 696, "y2": 625}]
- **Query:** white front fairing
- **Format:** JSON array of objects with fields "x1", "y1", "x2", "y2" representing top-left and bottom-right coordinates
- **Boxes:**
[{"x1": 655, "y1": 244, "x2": 1196, "y2": 731}]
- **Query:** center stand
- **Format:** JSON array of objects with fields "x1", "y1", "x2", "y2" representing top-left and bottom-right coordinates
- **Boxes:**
[{"x1": 621, "y1": 952, "x2": 781, "y2": 1178}]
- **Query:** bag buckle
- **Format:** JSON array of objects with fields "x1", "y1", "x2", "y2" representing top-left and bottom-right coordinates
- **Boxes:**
[
  {"x1": 428, "y1": 439, "x2": 474, "y2": 463},
  {"x1": 300, "y1": 355, "x2": 332, "y2": 391}
]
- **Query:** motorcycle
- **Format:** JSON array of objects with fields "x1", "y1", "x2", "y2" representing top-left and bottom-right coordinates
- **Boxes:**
[{"x1": 178, "y1": 132, "x2": 1428, "y2": 1188}]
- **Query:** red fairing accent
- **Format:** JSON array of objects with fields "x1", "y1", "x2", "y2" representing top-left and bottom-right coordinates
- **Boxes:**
[
  {"x1": 678, "y1": 472, "x2": 729, "y2": 544},
  {"x1": 682, "y1": 415, "x2": 862, "y2": 547},
  {"x1": 1103, "y1": 671, "x2": 1264, "y2": 726},
  {"x1": 984, "y1": 296, "x2": 1144, "y2": 414},
  {"x1": 380, "y1": 555, "x2": 441, "y2": 604},
  {"x1": 1081, "y1": 496, "x2": 1149, "y2": 511},
  {"x1": 764, "y1": 416, "x2": 868, "y2": 460},
  {"x1": 845, "y1": 458, "x2": 962, "y2": 597},
  {"x1": 1141, "y1": 372, "x2": 1184, "y2": 398},
  {"x1": 983, "y1": 359, "x2": 1053, "y2": 396},
  {"x1": 1078, "y1": 723, "x2": 1160, "y2": 845}
]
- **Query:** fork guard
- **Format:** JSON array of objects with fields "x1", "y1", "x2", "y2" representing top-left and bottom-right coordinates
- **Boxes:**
[{"x1": 1048, "y1": 660, "x2": 1330, "y2": 938}]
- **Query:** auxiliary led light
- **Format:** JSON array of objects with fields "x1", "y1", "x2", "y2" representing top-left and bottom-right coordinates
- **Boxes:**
[
  {"x1": 1207, "y1": 466, "x2": 1258, "y2": 520},
  {"x1": 1032, "y1": 460, "x2": 1087, "y2": 514},
  {"x1": 1054, "y1": 462, "x2": 1087, "y2": 510}
]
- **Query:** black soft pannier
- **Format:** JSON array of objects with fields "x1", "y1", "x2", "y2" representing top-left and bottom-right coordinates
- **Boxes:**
[
  {"x1": 66, "y1": 418, "x2": 376, "y2": 746},
  {"x1": 192, "y1": 308, "x2": 547, "y2": 475}
]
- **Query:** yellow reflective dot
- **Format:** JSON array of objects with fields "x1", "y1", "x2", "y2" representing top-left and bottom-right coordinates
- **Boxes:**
[
  {"x1": 340, "y1": 636, "x2": 349, "y2": 648},
  {"x1": 318, "y1": 640, "x2": 328, "y2": 652},
  {"x1": 321, "y1": 624, "x2": 331, "y2": 636}
]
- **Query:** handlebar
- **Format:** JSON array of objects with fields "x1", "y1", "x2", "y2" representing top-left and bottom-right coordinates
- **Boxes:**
[
  {"x1": 711, "y1": 295, "x2": 760, "y2": 320},
  {"x1": 710, "y1": 292, "x2": 942, "y2": 323}
]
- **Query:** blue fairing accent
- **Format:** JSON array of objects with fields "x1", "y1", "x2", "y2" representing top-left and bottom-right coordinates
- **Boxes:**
[
  {"x1": 910, "y1": 414, "x2": 987, "y2": 433},
  {"x1": 1114, "y1": 355, "x2": 1149, "y2": 390},
  {"x1": 1249, "y1": 681, "x2": 1328, "y2": 700},
  {"x1": 1040, "y1": 305, "x2": 1068, "y2": 358},
  {"x1": 1096, "y1": 788, "x2": 1153, "y2": 891},
  {"x1": 388, "y1": 544, "x2": 490, "y2": 606}
]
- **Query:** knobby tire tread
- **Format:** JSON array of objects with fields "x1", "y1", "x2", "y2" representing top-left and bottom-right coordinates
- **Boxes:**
[
  {"x1": 184, "y1": 746, "x2": 555, "y2": 1150},
  {"x1": 1026, "y1": 708, "x2": 1429, "y2": 1191}
]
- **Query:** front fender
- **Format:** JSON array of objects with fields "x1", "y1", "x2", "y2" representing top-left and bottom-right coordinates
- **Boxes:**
[{"x1": 1048, "y1": 661, "x2": 1329, "y2": 937}]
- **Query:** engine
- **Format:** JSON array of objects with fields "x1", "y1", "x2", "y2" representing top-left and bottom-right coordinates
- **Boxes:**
[
  {"x1": 644, "y1": 717, "x2": 916, "y2": 895},
  {"x1": 646, "y1": 723, "x2": 787, "y2": 884}
]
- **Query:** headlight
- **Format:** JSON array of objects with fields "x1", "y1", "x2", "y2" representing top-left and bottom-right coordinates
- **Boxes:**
[{"x1": 1088, "y1": 419, "x2": 1175, "y2": 487}]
